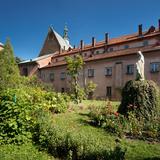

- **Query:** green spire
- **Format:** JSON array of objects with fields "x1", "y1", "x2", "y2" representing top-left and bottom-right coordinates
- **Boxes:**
[{"x1": 63, "y1": 24, "x2": 69, "y2": 40}]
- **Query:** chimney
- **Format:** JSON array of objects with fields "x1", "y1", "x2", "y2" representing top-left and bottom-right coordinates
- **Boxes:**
[
  {"x1": 59, "y1": 48, "x2": 62, "y2": 54},
  {"x1": 105, "y1": 33, "x2": 109, "y2": 44},
  {"x1": 80, "y1": 40, "x2": 84, "y2": 49},
  {"x1": 92, "y1": 37, "x2": 96, "y2": 47},
  {"x1": 158, "y1": 19, "x2": 160, "y2": 31},
  {"x1": 138, "y1": 24, "x2": 143, "y2": 36}
]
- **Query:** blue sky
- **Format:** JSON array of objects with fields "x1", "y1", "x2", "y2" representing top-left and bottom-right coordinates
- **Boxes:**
[{"x1": 0, "y1": 0, "x2": 160, "y2": 60}]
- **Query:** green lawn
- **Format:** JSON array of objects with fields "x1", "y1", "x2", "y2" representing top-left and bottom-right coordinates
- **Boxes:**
[{"x1": 52, "y1": 100, "x2": 160, "y2": 160}]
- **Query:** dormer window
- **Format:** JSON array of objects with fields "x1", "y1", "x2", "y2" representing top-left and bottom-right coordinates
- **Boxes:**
[
  {"x1": 96, "y1": 50, "x2": 99, "y2": 54},
  {"x1": 124, "y1": 45, "x2": 129, "y2": 49},
  {"x1": 143, "y1": 40, "x2": 149, "y2": 46},
  {"x1": 51, "y1": 57, "x2": 54, "y2": 62},
  {"x1": 109, "y1": 48, "x2": 113, "y2": 52}
]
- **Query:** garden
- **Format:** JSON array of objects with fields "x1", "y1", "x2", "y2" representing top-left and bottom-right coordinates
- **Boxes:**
[{"x1": 0, "y1": 40, "x2": 160, "y2": 160}]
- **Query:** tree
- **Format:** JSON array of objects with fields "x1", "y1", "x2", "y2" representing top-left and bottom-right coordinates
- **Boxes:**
[
  {"x1": 65, "y1": 55, "x2": 84, "y2": 103},
  {"x1": 0, "y1": 39, "x2": 20, "y2": 90}
]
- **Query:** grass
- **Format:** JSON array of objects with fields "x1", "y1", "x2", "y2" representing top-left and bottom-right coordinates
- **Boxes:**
[
  {"x1": 0, "y1": 143, "x2": 54, "y2": 160},
  {"x1": 52, "y1": 100, "x2": 160, "y2": 160}
]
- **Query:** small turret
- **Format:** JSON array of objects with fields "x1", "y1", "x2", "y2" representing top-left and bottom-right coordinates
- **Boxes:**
[{"x1": 63, "y1": 24, "x2": 70, "y2": 45}]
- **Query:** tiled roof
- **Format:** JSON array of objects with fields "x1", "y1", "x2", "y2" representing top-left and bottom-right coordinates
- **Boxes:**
[
  {"x1": 55, "y1": 29, "x2": 160, "y2": 57},
  {"x1": 19, "y1": 53, "x2": 56, "y2": 64},
  {"x1": 42, "y1": 45, "x2": 160, "y2": 69},
  {"x1": 0, "y1": 42, "x2": 3, "y2": 47}
]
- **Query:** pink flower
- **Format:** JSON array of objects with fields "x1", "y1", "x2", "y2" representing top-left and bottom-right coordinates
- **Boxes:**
[{"x1": 114, "y1": 112, "x2": 119, "y2": 117}]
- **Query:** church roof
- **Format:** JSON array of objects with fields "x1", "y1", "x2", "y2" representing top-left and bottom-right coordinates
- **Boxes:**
[
  {"x1": 19, "y1": 53, "x2": 55, "y2": 64},
  {"x1": 0, "y1": 42, "x2": 3, "y2": 46},
  {"x1": 51, "y1": 27, "x2": 72, "y2": 50}
]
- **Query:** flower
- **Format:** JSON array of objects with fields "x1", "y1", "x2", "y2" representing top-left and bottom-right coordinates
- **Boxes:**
[{"x1": 114, "y1": 112, "x2": 119, "y2": 117}]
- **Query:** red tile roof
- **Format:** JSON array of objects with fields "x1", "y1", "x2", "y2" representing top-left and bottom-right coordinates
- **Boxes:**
[
  {"x1": 42, "y1": 45, "x2": 160, "y2": 69},
  {"x1": 52, "y1": 29, "x2": 160, "y2": 58}
]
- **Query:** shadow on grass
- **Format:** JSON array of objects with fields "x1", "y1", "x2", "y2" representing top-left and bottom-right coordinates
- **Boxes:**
[
  {"x1": 78, "y1": 112, "x2": 90, "y2": 117},
  {"x1": 78, "y1": 112, "x2": 102, "y2": 128},
  {"x1": 143, "y1": 157, "x2": 160, "y2": 160}
]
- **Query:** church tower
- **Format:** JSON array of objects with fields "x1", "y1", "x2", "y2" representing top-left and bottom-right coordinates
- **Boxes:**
[{"x1": 63, "y1": 24, "x2": 70, "y2": 45}]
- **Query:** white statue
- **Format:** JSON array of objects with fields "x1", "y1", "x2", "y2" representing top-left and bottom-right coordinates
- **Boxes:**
[{"x1": 136, "y1": 51, "x2": 145, "y2": 80}]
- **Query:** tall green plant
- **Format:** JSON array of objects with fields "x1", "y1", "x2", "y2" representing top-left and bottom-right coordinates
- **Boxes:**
[
  {"x1": 0, "y1": 39, "x2": 20, "y2": 90},
  {"x1": 65, "y1": 55, "x2": 84, "y2": 103}
]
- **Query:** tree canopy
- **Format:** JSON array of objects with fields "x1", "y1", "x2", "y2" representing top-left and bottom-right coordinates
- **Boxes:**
[
  {"x1": 0, "y1": 39, "x2": 20, "y2": 90},
  {"x1": 65, "y1": 54, "x2": 84, "y2": 103}
]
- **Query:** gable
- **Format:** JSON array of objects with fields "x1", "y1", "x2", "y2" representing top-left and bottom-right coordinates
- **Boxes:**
[{"x1": 39, "y1": 29, "x2": 60, "y2": 57}]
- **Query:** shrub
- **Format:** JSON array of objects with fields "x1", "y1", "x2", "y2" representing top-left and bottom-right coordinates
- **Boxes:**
[
  {"x1": 89, "y1": 103, "x2": 126, "y2": 137},
  {"x1": 0, "y1": 143, "x2": 52, "y2": 160},
  {"x1": 33, "y1": 108, "x2": 126, "y2": 160},
  {"x1": 118, "y1": 80, "x2": 160, "y2": 119},
  {"x1": 86, "y1": 81, "x2": 97, "y2": 100},
  {"x1": 89, "y1": 102, "x2": 160, "y2": 140},
  {"x1": 0, "y1": 87, "x2": 69, "y2": 145},
  {"x1": 44, "y1": 92, "x2": 69, "y2": 113},
  {"x1": 0, "y1": 88, "x2": 36, "y2": 144}
]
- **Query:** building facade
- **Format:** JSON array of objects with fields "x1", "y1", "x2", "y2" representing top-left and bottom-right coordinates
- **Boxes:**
[{"x1": 19, "y1": 20, "x2": 160, "y2": 100}]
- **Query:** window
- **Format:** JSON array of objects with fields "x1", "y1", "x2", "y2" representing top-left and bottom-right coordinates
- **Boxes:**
[
  {"x1": 88, "y1": 69, "x2": 94, "y2": 77},
  {"x1": 105, "y1": 67, "x2": 112, "y2": 76},
  {"x1": 60, "y1": 72, "x2": 66, "y2": 80},
  {"x1": 109, "y1": 48, "x2": 113, "y2": 52},
  {"x1": 84, "y1": 53, "x2": 87, "y2": 57},
  {"x1": 51, "y1": 57, "x2": 54, "y2": 62},
  {"x1": 150, "y1": 62, "x2": 160, "y2": 73},
  {"x1": 126, "y1": 64, "x2": 134, "y2": 75},
  {"x1": 61, "y1": 88, "x2": 65, "y2": 93},
  {"x1": 124, "y1": 45, "x2": 129, "y2": 49},
  {"x1": 143, "y1": 40, "x2": 149, "y2": 46},
  {"x1": 106, "y1": 86, "x2": 112, "y2": 97},
  {"x1": 23, "y1": 68, "x2": 28, "y2": 76},
  {"x1": 96, "y1": 50, "x2": 99, "y2": 54},
  {"x1": 50, "y1": 73, "x2": 54, "y2": 81}
]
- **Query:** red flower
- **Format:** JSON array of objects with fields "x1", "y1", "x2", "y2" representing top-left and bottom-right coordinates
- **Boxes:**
[{"x1": 114, "y1": 112, "x2": 119, "y2": 117}]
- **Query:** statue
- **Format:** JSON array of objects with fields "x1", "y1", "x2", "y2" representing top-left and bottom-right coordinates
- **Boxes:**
[{"x1": 136, "y1": 51, "x2": 145, "y2": 80}]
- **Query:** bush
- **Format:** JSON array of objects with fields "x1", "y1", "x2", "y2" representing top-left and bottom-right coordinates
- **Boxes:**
[
  {"x1": 0, "y1": 87, "x2": 69, "y2": 145},
  {"x1": 44, "y1": 92, "x2": 69, "y2": 113},
  {"x1": 86, "y1": 81, "x2": 97, "y2": 100},
  {"x1": 0, "y1": 143, "x2": 52, "y2": 160},
  {"x1": 33, "y1": 109, "x2": 126, "y2": 160},
  {"x1": 118, "y1": 80, "x2": 160, "y2": 119},
  {"x1": 89, "y1": 102, "x2": 160, "y2": 140},
  {"x1": 89, "y1": 102, "x2": 126, "y2": 137},
  {"x1": 0, "y1": 88, "x2": 36, "y2": 144}
]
